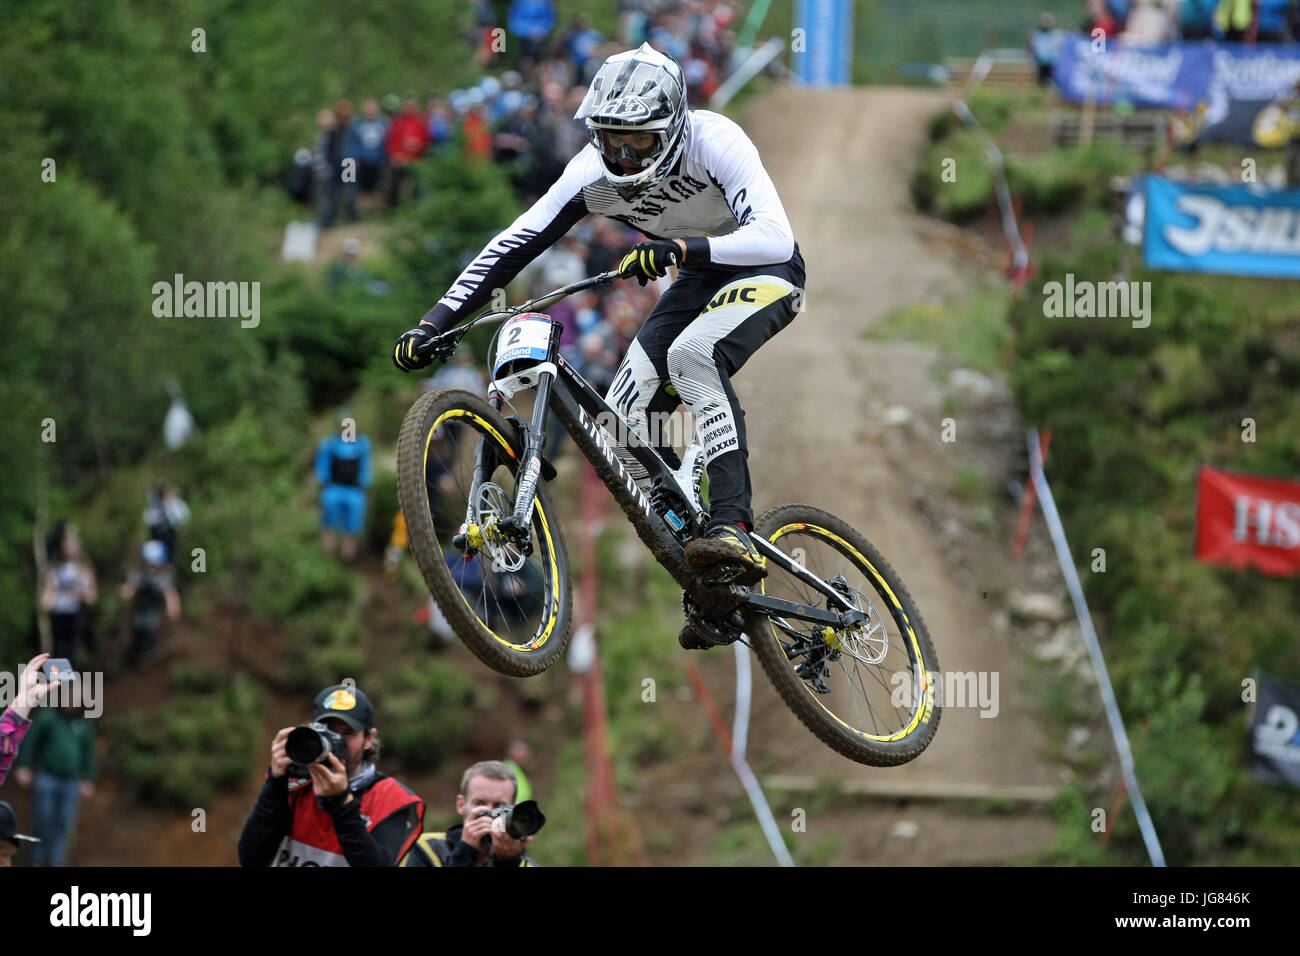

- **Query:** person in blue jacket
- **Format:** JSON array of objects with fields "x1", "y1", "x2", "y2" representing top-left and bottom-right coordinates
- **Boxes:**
[
  {"x1": 316, "y1": 426, "x2": 373, "y2": 563},
  {"x1": 508, "y1": 0, "x2": 556, "y2": 69}
]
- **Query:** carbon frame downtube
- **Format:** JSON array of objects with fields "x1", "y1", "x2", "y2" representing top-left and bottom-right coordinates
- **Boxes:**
[{"x1": 547, "y1": 360, "x2": 695, "y2": 591}]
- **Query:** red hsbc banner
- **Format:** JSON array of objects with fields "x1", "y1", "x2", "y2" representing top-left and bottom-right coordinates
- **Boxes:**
[{"x1": 1196, "y1": 466, "x2": 1300, "y2": 577}]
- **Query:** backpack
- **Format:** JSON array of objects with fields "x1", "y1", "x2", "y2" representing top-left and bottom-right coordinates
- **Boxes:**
[
  {"x1": 132, "y1": 573, "x2": 168, "y2": 631},
  {"x1": 330, "y1": 451, "x2": 361, "y2": 486}
]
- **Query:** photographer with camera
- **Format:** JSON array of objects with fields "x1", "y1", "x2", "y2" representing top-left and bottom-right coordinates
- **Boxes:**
[
  {"x1": 402, "y1": 761, "x2": 541, "y2": 867},
  {"x1": 238, "y1": 684, "x2": 424, "y2": 867}
]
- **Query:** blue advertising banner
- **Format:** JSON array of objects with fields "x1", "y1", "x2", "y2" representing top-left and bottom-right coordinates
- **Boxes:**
[
  {"x1": 1054, "y1": 35, "x2": 1207, "y2": 108},
  {"x1": 795, "y1": 0, "x2": 852, "y2": 86},
  {"x1": 1143, "y1": 175, "x2": 1300, "y2": 278},
  {"x1": 1054, "y1": 38, "x2": 1300, "y2": 141}
]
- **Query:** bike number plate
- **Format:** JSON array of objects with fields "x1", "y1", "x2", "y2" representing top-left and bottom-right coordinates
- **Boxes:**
[{"x1": 494, "y1": 315, "x2": 552, "y2": 376}]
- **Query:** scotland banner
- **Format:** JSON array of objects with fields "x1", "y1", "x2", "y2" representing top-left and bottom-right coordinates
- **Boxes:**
[
  {"x1": 1201, "y1": 43, "x2": 1300, "y2": 141},
  {"x1": 1053, "y1": 38, "x2": 1300, "y2": 142},
  {"x1": 1143, "y1": 175, "x2": 1300, "y2": 278},
  {"x1": 1250, "y1": 673, "x2": 1300, "y2": 789},
  {"x1": 1053, "y1": 35, "x2": 1207, "y2": 108}
]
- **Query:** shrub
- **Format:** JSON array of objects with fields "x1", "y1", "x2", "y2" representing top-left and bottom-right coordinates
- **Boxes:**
[
  {"x1": 112, "y1": 670, "x2": 265, "y2": 809},
  {"x1": 375, "y1": 659, "x2": 487, "y2": 771}
]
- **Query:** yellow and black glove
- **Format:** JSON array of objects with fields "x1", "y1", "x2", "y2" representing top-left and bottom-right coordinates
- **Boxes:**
[
  {"x1": 618, "y1": 240, "x2": 680, "y2": 286},
  {"x1": 393, "y1": 324, "x2": 451, "y2": 372}
]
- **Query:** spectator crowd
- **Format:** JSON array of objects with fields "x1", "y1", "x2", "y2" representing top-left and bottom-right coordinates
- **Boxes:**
[
  {"x1": 291, "y1": 0, "x2": 742, "y2": 223},
  {"x1": 1028, "y1": 2, "x2": 1300, "y2": 86},
  {"x1": 1078, "y1": 0, "x2": 1300, "y2": 46}
]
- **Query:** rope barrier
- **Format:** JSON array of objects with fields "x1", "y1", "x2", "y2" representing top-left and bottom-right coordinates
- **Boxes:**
[
  {"x1": 1027, "y1": 428, "x2": 1166, "y2": 866},
  {"x1": 685, "y1": 648, "x2": 795, "y2": 867}
]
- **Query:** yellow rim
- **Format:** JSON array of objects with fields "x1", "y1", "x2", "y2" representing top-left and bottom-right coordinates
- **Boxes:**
[
  {"x1": 425, "y1": 408, "x2": 561, "y2": 654},
  {"x1": 764, "y1": 523, "x2": 935, "y2": 743}
]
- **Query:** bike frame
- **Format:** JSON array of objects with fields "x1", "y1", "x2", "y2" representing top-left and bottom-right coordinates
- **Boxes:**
[{"x1": 431, "y1": 272, "x2": 871, "y2": 633}]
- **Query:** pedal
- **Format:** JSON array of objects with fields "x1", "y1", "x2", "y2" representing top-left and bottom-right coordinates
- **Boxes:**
[
  {"x1": 696, "y1": 561, "x2": 759, "y2": 587},
  {"x1": 679, "y1": 592, "x2": 745, "y2": 649}
]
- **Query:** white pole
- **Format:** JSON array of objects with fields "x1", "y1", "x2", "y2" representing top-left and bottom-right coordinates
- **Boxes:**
[{"x1": 1027, "y1": 429, "x2": 1166, "y2": 867}]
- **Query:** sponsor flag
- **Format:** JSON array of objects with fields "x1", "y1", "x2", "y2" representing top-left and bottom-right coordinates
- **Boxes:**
[
  {"x1": 1250, "y1": 673, "x2": 1300, "y2": 789},
  {"x1": 1195, "y1": 466, "x2": 1300, "y2": 576}
]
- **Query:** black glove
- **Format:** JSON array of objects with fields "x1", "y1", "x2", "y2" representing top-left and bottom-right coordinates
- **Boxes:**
[
  {"x1": 618, "y1": 240, "x2": 680, "y2": 286},
  {"x1": 393, "y1": 325, "x2": 451, "y2": 372}
]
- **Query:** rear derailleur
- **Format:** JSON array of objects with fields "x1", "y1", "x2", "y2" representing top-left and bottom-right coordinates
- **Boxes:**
[
  {"x1": 786, "y1": 636, "x2": 837, "y2": 694},
  {"x1": 767, "y1": 617, "x2": 838, "y2": 695}
]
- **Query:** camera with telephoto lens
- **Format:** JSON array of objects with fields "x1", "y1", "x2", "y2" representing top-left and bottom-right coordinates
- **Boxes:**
[
  {"x1": 475, "y1": 800, "x2": 547, "y2": 843},
  {"x1": 285, "y1": 722, "x2": 350, "y2": 779}
]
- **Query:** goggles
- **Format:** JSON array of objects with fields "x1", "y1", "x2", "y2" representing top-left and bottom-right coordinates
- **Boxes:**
[{"x1": 588, "y1": 126, "x2": 666, "y2": 170}]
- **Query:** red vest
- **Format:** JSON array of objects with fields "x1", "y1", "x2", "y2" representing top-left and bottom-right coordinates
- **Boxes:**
[{"x1": 271, "y1": 776, "x2": 423, "y2": 867}]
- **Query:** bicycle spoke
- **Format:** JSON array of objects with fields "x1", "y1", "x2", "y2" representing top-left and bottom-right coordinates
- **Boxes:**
[
  {"x1": 420, "y1": 417, "x2": 554, "y2": 645},
  {"x1": 761, "y1": 528, "x2": 926, "y2": 739}
]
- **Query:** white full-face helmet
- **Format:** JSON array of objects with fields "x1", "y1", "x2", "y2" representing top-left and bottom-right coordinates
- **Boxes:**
[{"x1": 574, "y1": 43, "x2": 689, "y2": 201}]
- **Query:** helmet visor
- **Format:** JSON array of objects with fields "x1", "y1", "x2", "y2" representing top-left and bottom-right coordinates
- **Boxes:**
[{"x1": 589, "y1": 127, "x2": 666, "y2": 173}]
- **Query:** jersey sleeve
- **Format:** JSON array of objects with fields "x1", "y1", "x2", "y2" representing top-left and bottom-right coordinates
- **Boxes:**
[
  {"x1": 683, "y1": 115, "x2": 795, "y2": 268},
  {"x1": 420, "y1": 150, "x2": 599, "y2": 331}
]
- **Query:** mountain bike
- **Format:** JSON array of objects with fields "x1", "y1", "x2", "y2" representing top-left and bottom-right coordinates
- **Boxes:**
[{"x1": 395, "y1": 270, "x2": 941, "y2": 766}]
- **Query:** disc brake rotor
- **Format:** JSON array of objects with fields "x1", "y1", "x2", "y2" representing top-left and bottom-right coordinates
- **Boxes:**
[
  {"x1": 472, "y1": 482, "x2": 527, "y2": 573},
  {"x1": 826, "y1": 577, "x2": 891, "y2": 666}
]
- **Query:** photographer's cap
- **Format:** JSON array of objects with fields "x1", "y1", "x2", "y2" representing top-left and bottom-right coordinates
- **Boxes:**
[
  {"x1": 0, "y1": 801, "x2": 40, "y2": 844},
  {"x1": 313, "y1": 684, "x2": 374, "y2": 732}
]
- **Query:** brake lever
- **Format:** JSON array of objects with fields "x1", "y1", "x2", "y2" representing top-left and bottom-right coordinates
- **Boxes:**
[{"x1": 416, "y1": 329, "x2": 459, "y2": 362}]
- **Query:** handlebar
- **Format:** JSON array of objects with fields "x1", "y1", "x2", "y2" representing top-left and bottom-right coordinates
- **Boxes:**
[{"x1": 418, "y1": 270, "x2": 622, "y2": 358}]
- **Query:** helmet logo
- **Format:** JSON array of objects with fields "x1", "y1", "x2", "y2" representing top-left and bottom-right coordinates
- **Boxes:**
[{"x1": 610, "y1": 97, "x2": 652, "y2": 121}]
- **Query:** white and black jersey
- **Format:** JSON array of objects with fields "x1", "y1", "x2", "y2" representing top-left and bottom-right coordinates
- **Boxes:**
[{"x1": 421, "y1": 110, "x2": 796, "y2": 331}]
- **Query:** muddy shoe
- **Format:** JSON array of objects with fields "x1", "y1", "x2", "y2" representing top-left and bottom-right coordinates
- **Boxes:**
[{"x1": 685, "y1": 522, "x2": 767, "y2": 585}]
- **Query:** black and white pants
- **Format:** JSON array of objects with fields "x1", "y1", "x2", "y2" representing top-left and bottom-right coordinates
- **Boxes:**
[{"x1": 606, "y1": 244, "x2": 806, "y2": 528}]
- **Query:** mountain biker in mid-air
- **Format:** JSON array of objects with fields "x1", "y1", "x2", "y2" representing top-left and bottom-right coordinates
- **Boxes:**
[{"x1": 393, "y1": 43, "x2": 805, "y2": 606}]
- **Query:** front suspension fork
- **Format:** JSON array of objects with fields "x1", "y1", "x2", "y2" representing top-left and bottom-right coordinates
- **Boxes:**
[{"x1": 474, "y1": 370, "x2": 553, "y2": 549}]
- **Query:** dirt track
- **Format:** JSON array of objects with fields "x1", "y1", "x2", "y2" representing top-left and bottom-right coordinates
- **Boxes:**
[
  {"x1": 721, "y1": 86, "x2": 1063, "y2": 863},
  {"x1": 44, "y1": 87, "x2": 1070, "y2": 869}
]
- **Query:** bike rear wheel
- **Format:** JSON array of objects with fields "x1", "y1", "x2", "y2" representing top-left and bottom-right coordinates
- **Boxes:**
[
  {"x1": 746, "y1": 504, "x2": 941, "y2": 766},
  {"x1": 396, "y1": 388, "x2": 572, "y2": 677}
]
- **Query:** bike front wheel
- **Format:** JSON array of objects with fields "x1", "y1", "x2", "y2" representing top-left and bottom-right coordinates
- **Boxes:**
[
  {"x1": 745, "y1": 504, "x2": 941, "y2": 767},
  {"x1": 396, "y1": 388, "x2": 572, "y2": 677}
]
